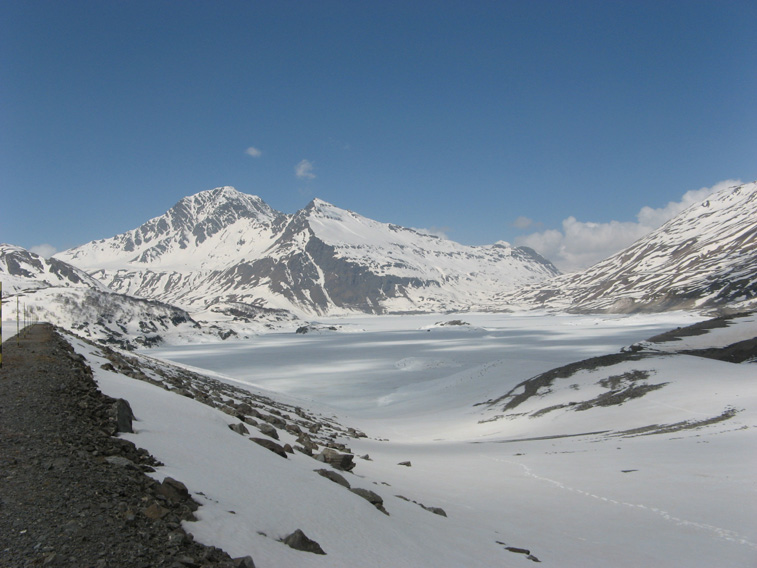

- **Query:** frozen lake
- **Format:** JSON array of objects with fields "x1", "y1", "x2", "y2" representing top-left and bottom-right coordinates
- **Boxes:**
[{"x1": 149, "y1": 312, "x2": 702, "y2": 421}]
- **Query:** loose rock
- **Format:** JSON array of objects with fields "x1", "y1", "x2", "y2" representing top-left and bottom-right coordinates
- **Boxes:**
[
  {"x1": 281, "y1": 529, "x2": 326, "y2": 555},
  {"x1": 250, "y1": 437, "x2": 288, "y2": 458},
  {"x1": 315, "y1": 448, "x2": 355, "y2": 471},
  {"x1": 314, "y1": 468, "x2": 351, "y2": 488},
  {"x1": 350, "y1": 487, "x2": 389, "y2": 515}
]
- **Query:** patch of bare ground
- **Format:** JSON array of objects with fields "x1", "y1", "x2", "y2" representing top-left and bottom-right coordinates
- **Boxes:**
[{"x1": 611, "y1": 407, "x2": 739, "y2": 438}]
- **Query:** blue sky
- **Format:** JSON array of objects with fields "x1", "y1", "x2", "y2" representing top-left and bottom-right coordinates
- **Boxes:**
[{"x1": 2, "y1": 1, "x2": 755, "y2": 270}]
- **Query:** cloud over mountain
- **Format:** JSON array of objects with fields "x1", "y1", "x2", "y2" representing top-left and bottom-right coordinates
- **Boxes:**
[
  {"x1": 516, "y1": 179, "x2": 741, "y2": 272},
  {"x1": 295, "y1": 159, "x2": 316, "y2": 180}
]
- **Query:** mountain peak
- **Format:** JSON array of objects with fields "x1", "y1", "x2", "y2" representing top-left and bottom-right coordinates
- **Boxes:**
[
  {"x1": 56, "y1": 187, "x2": 283, "y2": 269},
  {"x1": 304, "y1": 197, "x2": 338, "y2": 211},
  {"x1": 58, "y1": 186, "x2": 561, "y2": 315},
  {"x1": 179, "y1": 186, "x2": 270, "y2": 218}
]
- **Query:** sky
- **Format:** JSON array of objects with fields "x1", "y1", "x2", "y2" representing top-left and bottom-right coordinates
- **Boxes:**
[{"x1": 1, "y1": 0, "x2": 755, "y2": 272}]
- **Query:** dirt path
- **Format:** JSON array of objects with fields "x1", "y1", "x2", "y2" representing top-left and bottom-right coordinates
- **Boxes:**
[{"x1": 0, "y1": 324, "x2": 251, "y2": 568}]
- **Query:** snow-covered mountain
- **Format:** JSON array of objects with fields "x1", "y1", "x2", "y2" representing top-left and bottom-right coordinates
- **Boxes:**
[
  {"x1": 56, "y1": 186, "x2": 559, "y2": 316},
  {"x1": 0, "y1": 243, "x2": 109, "y2": 295},
  {"x1": 0, "y1": 244, "x2": 204, "y2": 349},
  {"x1": 501, "y1": 181, "x2": 757, "y2": 313}
]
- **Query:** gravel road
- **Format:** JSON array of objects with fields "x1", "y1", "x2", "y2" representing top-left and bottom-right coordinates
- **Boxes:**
[{"x1": 0, "y1": 324, "x2": 254, "y2": 568}]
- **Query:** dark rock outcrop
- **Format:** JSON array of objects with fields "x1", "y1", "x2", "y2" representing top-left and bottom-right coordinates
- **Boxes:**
[
  {"x1": 250, "y1": 437, "x2": 288, "y2": 458},
  {"x1": 281, "y1": 529, "x2": 326, "y2": 555},
  {"x1": 315, "y1": 448, "x2": 355, "y2": 471}
]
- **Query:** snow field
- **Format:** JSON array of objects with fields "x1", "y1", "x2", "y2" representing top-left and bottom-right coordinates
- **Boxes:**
[{"x1": 65, "y1": 312, "x2": 756, "y2": 567}]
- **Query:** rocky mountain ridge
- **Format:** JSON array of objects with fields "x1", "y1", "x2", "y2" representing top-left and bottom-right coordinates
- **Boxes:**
[{"x1": 56, "y1": 186, "x2": 560, "y2": 316}]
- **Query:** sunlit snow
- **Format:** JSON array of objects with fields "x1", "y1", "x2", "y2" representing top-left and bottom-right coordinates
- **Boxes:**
[{"x1": 16, "y1": 312, "x2": 755, "y2": 567}]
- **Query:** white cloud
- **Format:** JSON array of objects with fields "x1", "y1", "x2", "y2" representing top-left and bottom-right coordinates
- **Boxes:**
[
  {"x1": 636, "y1": 179, "x2": 737, "y2": 227},
  {"x1": 30, "y1": 244, "x2": 57, "y2": 258},
  {"x1": 245, "y1": 146, "x2": 262, "y2": 158},
  {"x1": 295, "y1": 159, "x2": 316, "y2": 180},
  {"x1": 512, "y1": 216, "x2": 535, "y2": 230},
  {"x1": 515, "y1": 179, "x2": 741, "y2": 273},
  {"x1": 413, "y1": 226, "x2": 450, "y2": 240}
]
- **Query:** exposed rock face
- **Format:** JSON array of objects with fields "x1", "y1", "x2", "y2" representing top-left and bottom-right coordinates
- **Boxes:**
[{"x1": 113, "y1": 398, "x2": 135, "y2": 433}]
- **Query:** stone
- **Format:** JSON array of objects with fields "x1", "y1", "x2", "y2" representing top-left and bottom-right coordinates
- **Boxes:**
[
  {"x1": 167, "y1": 529, "x2": 186, "y2": 545},
  {"x1": 350, "y1": 487, "x2": 389, "y2": 515},
  {"x1": 264, "y1": 414, "x2": 286, "y2": 428},
  {"x1": 231, "y1": 556, "x2": 256, "y2": 568},
  {"x1": 314, "y1": 448, "x2": 355, "y2": 471},
  {"x1": 158, "y1": 477, "x2": 190, "y2": 502},
  {"x1": 236, "y1": 402, "x2": 253, "y2": 415},
  {"x1": 249, "y1": 437, "x2": 288, "y2": 458},
  {"x1": 257, "y1": 423, "x2": 279, "y2": 440},
  {"x1": 505, "y1": 546, "x2": 531, "y2": 555},
  {"x1": 229, "y1": 422, "x2": 249, "y2": 435},
  {"x1": 281, "y1": 529, "x2": 326, "y2": 555},
  {"x1": 114, "y1": 398, "x2": 134, "y2": 433},
  {"x1": 314, "y1": 468, "x2": 351, "y2": 488},
  {"x1": 296, "y1": 433, "x2": 318, "y2": 454},
  {"x1": 104, "y1": 455, "x2": 138, "y2": 470},
  {"x1": 143, "y1": 503, "x2": 169, "y2": 520}
]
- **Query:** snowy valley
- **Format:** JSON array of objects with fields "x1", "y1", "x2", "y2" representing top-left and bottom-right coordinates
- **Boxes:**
[
  {"x1": 1, "y1": 180, "x2": 756, "y2": 566},
  {"x1": 53, "y1": 311, "x2": 756, "y2": 568}
]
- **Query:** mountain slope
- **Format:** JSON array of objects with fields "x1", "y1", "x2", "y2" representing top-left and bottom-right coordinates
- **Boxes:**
[
  {"x1": 501, "y1": 181, "x2": 757, "y2": 313},
  {"x1": 476, "y1": 311, "x2": 756, "y2": 444},
  {"x1": 1, "y1": 244, "x2": 203, "y2": 349},
  {"x1": 0, "y1": 243, "x2": 110, "y2": 294},
  {"x1": 57, "y1": 187, "x2": 560, "y2": 316},
  {"x1": 71, "y1": 311, "x2": 757, "y2": 567}
]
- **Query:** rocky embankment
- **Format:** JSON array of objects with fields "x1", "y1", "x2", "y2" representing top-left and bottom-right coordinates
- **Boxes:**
[{"x1": 0, "y1": 324, "x2": 254, "y2": 568}]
